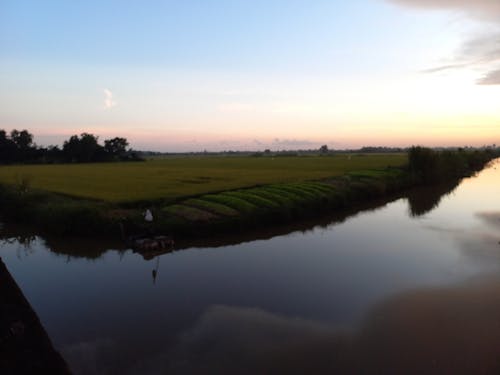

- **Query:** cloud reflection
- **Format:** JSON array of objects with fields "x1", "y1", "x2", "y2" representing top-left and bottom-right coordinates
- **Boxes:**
[
  {"x1": 476, "y1": 211, "x2": 500, "y2": 230},
  {"x1": 59, "y1": 274, "x2": 500, "y2": 375},
  {"x1": 424, "y1": 212, "x2": 500, "y2": 264},
  {"x1": 163, "y1": 278, "x2": 500, "y2": 375}
]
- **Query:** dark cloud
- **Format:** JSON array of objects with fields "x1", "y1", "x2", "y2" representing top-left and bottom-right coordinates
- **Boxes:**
[{"x1": 388, "y1": 0, "x2": 500, "y2": 84}]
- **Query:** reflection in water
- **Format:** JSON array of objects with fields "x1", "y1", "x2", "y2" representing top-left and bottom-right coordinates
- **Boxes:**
[
  {"x1": 477, "y1": 211, "x2": 500, "y2": 230},
  {"x1": 0, "y1": 232, "x2": 36, "y2": 249},
  {"x1": 405, "y1": 180, "x2": 459, "y2": 217},
  {"x1": 169, "y1": 277, "x2": 500, "y2": 374},
  {"x1": 0, "y1": 220, "x2": 124, "y2": 260},
  {"x1": 61, "y1": 276, "x2": 500, "y2": 375},
  {"x1": 0, "y1": 177, "x2": 461, "y2": 260},
  {"x1": 152, "y1": 256, "x2": 160, "y2": 285},
  {"x1": 423, "y1": 209, "x2": 500, "y2": 264},
  {"x1": 357, "y1": 276, "x2": 500, "y2": 375},
  {"x1": 0, "y1": 231, "x2": 37, "y2": 258}
]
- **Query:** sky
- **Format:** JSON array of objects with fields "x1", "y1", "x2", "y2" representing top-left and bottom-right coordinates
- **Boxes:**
[{"x1": 0, "y1": 0, "x2": 499, "y2": 151}]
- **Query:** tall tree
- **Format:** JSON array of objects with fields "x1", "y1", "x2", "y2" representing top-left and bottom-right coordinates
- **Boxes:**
[
  {"x1": 0, "y1": 129, "x2": 17, "y2": 163},
  {"x1": 104, "y1": 137, "x2": 129, "y2": 159},
  {"x1": 10, "y1": 129, "x2": 34, "y2": 151},
  {"x1": 63, "y1": 133, "x2": 103, "y2": 162}
]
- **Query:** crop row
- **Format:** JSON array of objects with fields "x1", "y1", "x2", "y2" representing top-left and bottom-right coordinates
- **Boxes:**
[{"x1": 157, "y1": 167, "x2": 416, "y2": 237}]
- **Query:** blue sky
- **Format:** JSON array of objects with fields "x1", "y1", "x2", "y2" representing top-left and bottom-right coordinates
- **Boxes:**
[{"x1": 1, "y1": 0, "x2": 499, "y2": 151}]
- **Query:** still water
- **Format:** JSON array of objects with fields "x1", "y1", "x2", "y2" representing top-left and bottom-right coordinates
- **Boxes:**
[{"x1": 2, "y1": 160, "x2": 500, "y2": 374}]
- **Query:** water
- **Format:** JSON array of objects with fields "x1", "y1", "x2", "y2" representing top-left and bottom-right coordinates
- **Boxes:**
[{"x1": 2, "y1": 160, "x2": 500, "y2": 374}]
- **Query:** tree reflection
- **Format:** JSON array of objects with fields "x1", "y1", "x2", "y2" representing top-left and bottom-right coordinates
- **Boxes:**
[
  {"x1": 0, "y1": 221, "x2": 124, "y2": 260},
  {"x1": 405, "y1": 180, "x2": 460, "y2": 217},
  {"x1": 0, "y1": 224, "x2": 37, "y2": 258},
  {"x1": 152, "y1": 256, "x2": 160, "y2": 285},
  {"x1": 1, "y1": 192, "x2": 402, "y2": 260}
]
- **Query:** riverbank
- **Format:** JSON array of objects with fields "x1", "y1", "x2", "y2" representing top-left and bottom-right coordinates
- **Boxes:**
[
  {"x1": 0, "y1": 257, "x2": 70, "y2": 374},
  {"x1": 0, "y1": 149, "x2": 497, "y2": 242}
]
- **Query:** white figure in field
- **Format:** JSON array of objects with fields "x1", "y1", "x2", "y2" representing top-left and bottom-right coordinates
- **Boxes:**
[{"x1": 144, "y1": 209, "x2": 153, "y2": 222}]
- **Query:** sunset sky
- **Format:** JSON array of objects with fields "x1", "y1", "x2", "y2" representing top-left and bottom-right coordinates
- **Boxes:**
[{"x1": 1, "y1": 0, "x2": 499, "y2": 151}]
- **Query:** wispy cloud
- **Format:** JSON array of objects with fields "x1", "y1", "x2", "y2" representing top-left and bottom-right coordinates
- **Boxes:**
[
  {"x1": 420, "y1": 62, "x2": 475, "y2": 74},
  {"x1": 103, "y1": 88, "x2": 117, "y2": 109},
  {"x1": 387, "y1": 0, "x2": 500, "y2": 84},
  {"x1": 478, "y1": 68, "x2": 500, "y2": 84}
]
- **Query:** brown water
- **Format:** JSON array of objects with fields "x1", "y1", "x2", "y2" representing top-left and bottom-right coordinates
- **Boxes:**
[{"x1": 1, "y1": 160, "x2": 500, "y2": 374}]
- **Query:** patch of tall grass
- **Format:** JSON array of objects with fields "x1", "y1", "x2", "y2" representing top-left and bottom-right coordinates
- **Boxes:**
[{"x1": 408, "y1": 147, "x2": 495, "y2": 183}]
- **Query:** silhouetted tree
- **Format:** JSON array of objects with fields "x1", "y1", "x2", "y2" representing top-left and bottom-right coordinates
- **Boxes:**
[
  {"x1": 63, "y1": 133, "x2": 104, "y2": 163},
  {"x1": 104, "y1": 137, "x2": 129, "y2": 159},
  {"x1": 319, "y1": 145, "x2": 329, "y2": 154},
  {"x1": 0, "y1": 129, "x2": 35, "y2": 163},
  {"x1": 39, "y1": 145, "x2": 64, "y2": 163},
  {"x1": 10, "y1": 129, "x2": 34, "y2": 151},
  {"x1": 0, "y1": 130, "x2": 17, "y2": 163}
]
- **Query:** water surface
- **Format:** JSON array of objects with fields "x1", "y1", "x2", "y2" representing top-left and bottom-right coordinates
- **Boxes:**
[{"x1": 2, "y1": 160, "x2": 500, "y2": 374}]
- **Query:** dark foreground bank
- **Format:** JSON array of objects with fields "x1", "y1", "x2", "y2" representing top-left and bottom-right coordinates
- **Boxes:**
[{"x1": 0, "y1": 258, "x2": 70, "y2": 374}]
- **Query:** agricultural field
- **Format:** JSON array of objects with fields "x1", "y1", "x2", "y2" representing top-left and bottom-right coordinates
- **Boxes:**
[{"x1": 0, "y1": 154, "x2": 406, "y2": 203}]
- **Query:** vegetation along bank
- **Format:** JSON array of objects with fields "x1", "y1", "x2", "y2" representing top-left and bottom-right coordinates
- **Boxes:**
[{"x1": 0, "y1": 148, "x2": 497, "y2": 240}]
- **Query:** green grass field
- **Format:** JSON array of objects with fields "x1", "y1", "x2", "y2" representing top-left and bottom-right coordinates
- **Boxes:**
[{"x1": 0, "y1": 154, "x2": 406, "y2": 203}]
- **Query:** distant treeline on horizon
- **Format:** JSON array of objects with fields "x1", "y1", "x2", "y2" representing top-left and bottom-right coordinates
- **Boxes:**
[
  {"x1": 1, "y1": 128, "x2": 498, "y2": 164},
  {"x1": 142, "y1": 144, "x2": 497, "y2": 157}
]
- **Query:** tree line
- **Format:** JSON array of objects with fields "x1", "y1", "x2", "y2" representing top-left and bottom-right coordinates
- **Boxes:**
[
  {"x1": 407, "y1": 146, "x2": 497, "y2": 183},
  {"x1": 0, "y1": 129, "x2": 143, "y2": 164}
]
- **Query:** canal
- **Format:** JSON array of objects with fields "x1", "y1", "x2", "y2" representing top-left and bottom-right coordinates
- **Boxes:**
[{"x1": 1, "y1": 159, "x2": 500, "y2": 374}]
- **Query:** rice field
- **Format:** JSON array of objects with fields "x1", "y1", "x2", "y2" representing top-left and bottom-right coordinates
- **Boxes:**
[{"x1": 0, "y1": 154, "x2": 406, "y2": 203}]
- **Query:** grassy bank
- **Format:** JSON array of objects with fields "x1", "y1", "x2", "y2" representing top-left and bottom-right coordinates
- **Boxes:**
[
  {"x1": 157, "y1": 167, "x2": 410, "y2": 237},
  {"x1": 0, "y1": 150, "x2": 496, "y2": 238}
]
